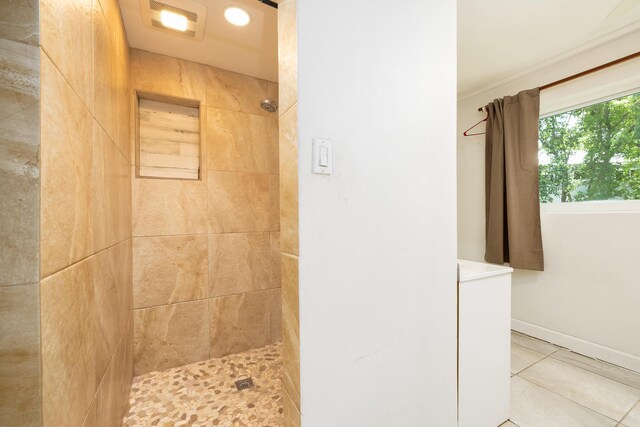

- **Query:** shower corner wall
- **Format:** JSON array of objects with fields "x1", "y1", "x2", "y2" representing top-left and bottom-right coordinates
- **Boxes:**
[
  {"x1": 277, "y1": 0, "x2": 301, "y2": 426},
  {"x1": 2, "y1": 0, "x2": 290, "y2": 425},
  {"x1": 37, "y1": 0, "x2": 134, "y2": 426},
  {"x1": 0, "y1": 1, "x2": 42, "y2": 425},
  {"x1": 129, "y1": 49, "x2": 282, "y2": 377}
]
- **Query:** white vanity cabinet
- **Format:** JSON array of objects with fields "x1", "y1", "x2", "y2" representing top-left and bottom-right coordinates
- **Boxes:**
[{"x1": 457, "y1": 259, "x2": 513, "y2": 427}]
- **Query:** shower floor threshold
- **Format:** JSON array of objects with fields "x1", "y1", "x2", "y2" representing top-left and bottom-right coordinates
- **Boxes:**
[{"x1": 122, "y1": 342, "x2": 282, "y2": 427}]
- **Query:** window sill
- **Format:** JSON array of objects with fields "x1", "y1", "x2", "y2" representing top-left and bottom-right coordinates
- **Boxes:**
[{"x1": 541, "y1": 200, "x2": 640, "y2": 214}]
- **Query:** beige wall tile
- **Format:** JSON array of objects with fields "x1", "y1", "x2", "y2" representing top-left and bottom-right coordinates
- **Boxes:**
[
  {"x1": 96, "y1": 0, "x2": 119, "y2": 31},
  {"x1": 93, "y1": 1, "x2": 117, "y2": 142},
  {"x1": 270, "y1": 288, "x2": 282, "y2": 343},
  {"x1": 283, "y1": 388, "x2": 301, "y2": 427},
  {"x1": 281, "y1": 254, "x2": 300, "y2": 410},
  {"x1": 130, "y1": 49, "x2": 206, "y2": 102},
  {"x1": 270, "y1": 232, "x2": 281, "y2": 287},
  {"x1": 200, "y1": 105, "x2": 209, "y2": 170},
  {"x1": 133, "y1": 300, "x2": 210, "y2": 375},
  {"x1": 205, "y1": 66, "x2": 269, "y2": 116},
  {"x1": 132, "y1": 175, "x2": 208, "y2": 237},
  {"x1": 0, "y1": 284, "x2": 41, "y2": 426},
  {"x1": 40, "y1": 54, "x2": 94, "y2": 277},
  {"x1": 129, "y1": 49, "x2": 285, "y2": 380},
  {"x1": 209, "y1": 290, "x2": 271, "y2": 358},
  {"x1": 81, "y1": 395, "x2": 97, "y2": 427},
  {"x1": 268, "y1": 116, "x2": 279, "y2": 175},
  {"x1": 115, "y1": 21, "x2": 131, "y2": 163},
  {"x1": 39, "y1": 2, "x2": 132, "y2": 426},
  {"x1": 93, "y1": 123, "x2": 128, "y2": 252},
  {"x1": 278, "y1": 4, "x2": 298, "y2": 422},
  {"x1": 206, "y1": 108, "x2": 269, "y2": 173},
  {"x1": 93, "y1": 241, "x2": 132, "y2": 380},
  {"x1": 133, "y1": 235, "x2": 208, "y2": 308},
  {"x1": 277, "y1": 0, "x2": 297, "y2": 116},
  {"x1": 207, "y1": 171, "x2": 270, "y2": 233},
  {"x1": 83, "y1": 293, "x2": 133, "y2": 427},
  {"x1": 96, "y1": 314, "x2": 133, "y2": 427},
  {"x1": 40, "y1": 0, "x2": 93, "y2": 109},
  {"x1": 279, "y1": 105, "x2": 298, "y2": 256},
  {"x1": 270, "y1": 174, "x2": 280, "y2": 231},
  {"x1": 208, "y1": 233, "x2": 272, "y2": 298},
  {"x1": 0, "y1": 165, "x2": 40, "y2": 286},
  {"x1": 41, "y1": 258, "x2": 97, "y2": 427},
  {"x1": 117, "y1": 150, "x2": 133, "y2": 242},
  {"x1": 0, "y1": 38, "x2": 40, "y2": 286},
  {"x1": 0, "y1": 1, "x2": 39, "y2": 45}
]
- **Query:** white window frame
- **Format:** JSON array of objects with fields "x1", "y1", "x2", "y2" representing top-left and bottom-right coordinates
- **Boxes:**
[{"x1": 538, "y1": 57, "x2": 640, "y2": 213}]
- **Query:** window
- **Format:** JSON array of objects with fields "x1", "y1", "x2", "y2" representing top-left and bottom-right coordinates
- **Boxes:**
[
  {"x1": 137, "y1": 93, "x2": 201, "y2": 180},
  {"x1": 539, "y1": 92, "x2": 640, "y2": 203}
]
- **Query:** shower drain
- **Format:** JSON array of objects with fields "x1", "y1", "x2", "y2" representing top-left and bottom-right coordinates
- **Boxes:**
[{"x1": 235, "y1": 377, "x2": 255, "y2": 391}]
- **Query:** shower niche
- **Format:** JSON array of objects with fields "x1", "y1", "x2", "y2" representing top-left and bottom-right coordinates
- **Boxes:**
[{"x1": 135, "y1": 92, "x2": 203, "y2": 180}]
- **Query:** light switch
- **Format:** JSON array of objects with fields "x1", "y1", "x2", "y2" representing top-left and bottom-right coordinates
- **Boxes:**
[
  {"x1": 319, "y1": 146, "x2": 329, "y2": 167},
  {"x1": 313, "y1": 138, "x2": 332, "y2": 175}
]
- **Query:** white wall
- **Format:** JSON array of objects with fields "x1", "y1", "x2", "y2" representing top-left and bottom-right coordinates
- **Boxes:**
[
  {"x1": 297, "y1": 1, "x2": 458, "y2": 426},
  {"x1": 458, "y1": 29, "x2": 640, "y2": 372}
]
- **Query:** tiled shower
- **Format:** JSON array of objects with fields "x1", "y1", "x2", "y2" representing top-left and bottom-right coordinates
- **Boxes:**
[
  {"x1": 129, "y1": 48, "x2": 282, "y2": 375},
  {"x1": 1, "y1": 0, "x2": 299, "y2": 425}
]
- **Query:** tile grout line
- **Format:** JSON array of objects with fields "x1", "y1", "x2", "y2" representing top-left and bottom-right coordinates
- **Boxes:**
[
  {"x1": 132, "y1": 230, "x2": 281, "y2": 239},
  {"x1": 514, "y1": 336, "x2": 640, "y2": 422},
  {"x1": 0, "y1": 281, "x2": 40, "y2": 289},
  {"x1": 41, "y1": 237, "x2": 132, "y2": 281},
  {"x1": 41, "y1": 40, "x2": 132, "y2": 166},
  {"x1": 547, "y1": 352, "x2": 640, "y2": 392},
  {"x1": 133, "y1": 287, "x2": 282, "y2": 312},
  {"x1": 514, "y1": 347, "x2": 559, "y2": 375},
  {"x1": 82, "y1": 312, "x2": 134, "y2": 427},
  {"x1": 616, "y1": 396, "x2": 640, "y2": 426},
  {"x1": 515, "y1": 375, "x2": 621, "y2": 424},
  {"x1": 549, "y1": 350, "x2": 640, "y2": 386},
  {"x1": 516, "y1": 351, "x2": 636, "y2": 423},
  {"x1": 514, "y1": 332, "x2": 640, "y2": 390}
]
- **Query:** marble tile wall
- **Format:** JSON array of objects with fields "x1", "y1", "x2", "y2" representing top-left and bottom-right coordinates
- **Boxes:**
[
  {"x1": 0, "y1": 1, "x2": 41, "y2": 425},
  {"x1": 38, "y1": 0, "x2": 133, "y2": 426},
  {"x1": 278, "y1": 0, "x2": 301, "y2": 425},
  {"x1": 130, "y1": 49, "x2": 281, "y2": 375}
]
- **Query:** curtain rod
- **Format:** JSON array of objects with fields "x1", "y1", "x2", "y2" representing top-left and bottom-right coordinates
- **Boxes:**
[{"x1": 477, "y1": 50, "x2": 640, "y2": 112}]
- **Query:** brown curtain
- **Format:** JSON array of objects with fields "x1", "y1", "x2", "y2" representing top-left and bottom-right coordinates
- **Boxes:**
[{"x1": 485, "y1": 88, "x2": 544, "y2": 271}]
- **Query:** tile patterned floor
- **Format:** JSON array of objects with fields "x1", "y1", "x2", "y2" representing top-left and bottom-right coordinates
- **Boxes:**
[
  {"x1": 508, "y1": 332, "x2": 640, "y2": 427},
  {"x1": 122, "y1": 343, "x2": 282, "y2": 427}
]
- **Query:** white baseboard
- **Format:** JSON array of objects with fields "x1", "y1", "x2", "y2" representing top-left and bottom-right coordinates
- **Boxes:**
[{"x1": 511, "y1": 319, "x2": 640, "y2": 373}]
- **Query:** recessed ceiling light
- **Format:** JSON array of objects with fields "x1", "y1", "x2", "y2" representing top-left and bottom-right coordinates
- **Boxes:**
[
  {"x1": 224, "y1": 6, "x2": 251, "y2": 27},
  {"x1": 160, "y1": 9, "x2": 188, "y2": 32}
]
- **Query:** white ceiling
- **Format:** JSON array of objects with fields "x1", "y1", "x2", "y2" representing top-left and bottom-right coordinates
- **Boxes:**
[
  {"x1": 458, "y1": 0, "x2": 640, "y2": 97},
  {"x1": 119, "y1": 0, "x2": 278, "y2": 81}
]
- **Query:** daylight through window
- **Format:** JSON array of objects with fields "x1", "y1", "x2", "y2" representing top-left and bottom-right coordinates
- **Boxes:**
[{"x1": 539, "y1": 92, "x2": 640, "y2": 203}]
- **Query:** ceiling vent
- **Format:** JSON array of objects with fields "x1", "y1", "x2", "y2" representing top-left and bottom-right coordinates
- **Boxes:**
[{"x1": 139, "y1": 0, "x2": 207, "y2": 40}]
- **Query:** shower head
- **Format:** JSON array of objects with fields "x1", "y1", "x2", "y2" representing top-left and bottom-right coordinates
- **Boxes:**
[{"x1": 260, "y1": 98, "x2": 278, "y2": 113}]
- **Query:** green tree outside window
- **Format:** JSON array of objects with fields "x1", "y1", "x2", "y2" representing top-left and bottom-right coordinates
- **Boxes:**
[{"x1": 539, "y1": 92, "x2": 640, "y2": 203}]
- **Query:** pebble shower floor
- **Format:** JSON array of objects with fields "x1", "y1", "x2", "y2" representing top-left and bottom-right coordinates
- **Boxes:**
[{"x1": 122, "y1": 343, "x2": 283, "y2": 427}]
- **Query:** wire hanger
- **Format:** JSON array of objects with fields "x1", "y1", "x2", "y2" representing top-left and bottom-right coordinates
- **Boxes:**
[{"x1": 463, "y1": 107, "x2": 487, "y2": 137}]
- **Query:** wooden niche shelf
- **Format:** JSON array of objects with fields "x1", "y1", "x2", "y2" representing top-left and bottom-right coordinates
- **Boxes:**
[{"x1": 136, "y1": 92, "x2": 202, "y2": 180}]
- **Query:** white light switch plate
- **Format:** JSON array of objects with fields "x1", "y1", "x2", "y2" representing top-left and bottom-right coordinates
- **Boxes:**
[{"x1": 312, "y1": 138, "x2": 332, "y2": 175}]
